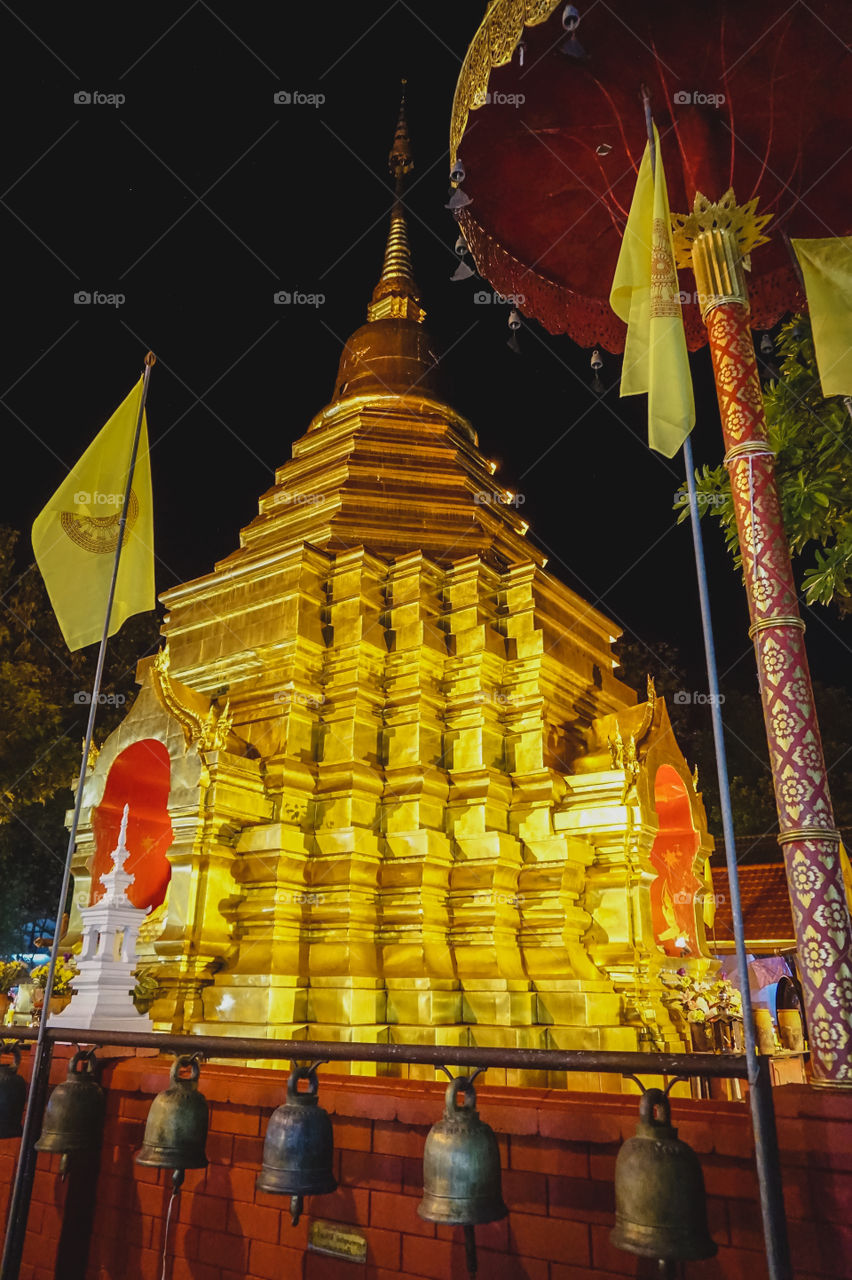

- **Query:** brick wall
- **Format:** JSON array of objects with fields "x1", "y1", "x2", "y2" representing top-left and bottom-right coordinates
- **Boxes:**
[{"x1": 1, "y1": 1050, "x2": 851, "y2": 1280}]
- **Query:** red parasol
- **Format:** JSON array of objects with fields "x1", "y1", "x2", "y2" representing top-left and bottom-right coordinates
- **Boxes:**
[
  {"x1": 450, "y1": 0, "x2": 852, "y2": 1094},
  {"x1": 450, "y1": 0, "x2": 852, "y2": 350}
]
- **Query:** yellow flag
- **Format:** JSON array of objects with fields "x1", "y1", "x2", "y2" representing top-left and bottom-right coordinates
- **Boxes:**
[
  {"x1": 840, "y1": 842, "x2": 852, "y2": 915},
  {"x1": 32, "y1": 377, "x2": 155, "y2": 651},
  {"x1": 791, "y1": 236, "x2": 852, "y2": 397},
  {"x1": 702, "y1": 856, "x2": 716, "y2": 930},
  {"x1": 609, "y1": 125, "x2": 695, "y2": 456}
]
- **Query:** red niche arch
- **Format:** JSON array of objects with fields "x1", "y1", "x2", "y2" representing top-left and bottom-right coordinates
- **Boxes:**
[
  {"x1": 90, "y1": 740, "x2": 173, "y2": 911},
  {"x1": 649, "y1": 764, "x2": 701, "y2": 957}
]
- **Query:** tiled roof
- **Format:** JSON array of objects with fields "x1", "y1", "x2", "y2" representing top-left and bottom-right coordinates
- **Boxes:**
[{"x1": 709, "y1": 862, "x2": 794, "y2": 944}]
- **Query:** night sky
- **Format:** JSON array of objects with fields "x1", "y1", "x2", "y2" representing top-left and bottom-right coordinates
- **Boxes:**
[{"x1": 4, "y1": 1, "x2": 851, "y2": 701}]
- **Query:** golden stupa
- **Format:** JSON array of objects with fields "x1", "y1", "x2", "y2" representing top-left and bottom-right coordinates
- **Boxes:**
[{"x1": 66, "y1": 99, "x2": 714, "y2": 1084}]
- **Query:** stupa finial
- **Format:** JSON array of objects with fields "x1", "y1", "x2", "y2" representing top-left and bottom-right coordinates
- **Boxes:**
[
  {"x1": 114, "y1": 803, "x2": 130, "y2": 871},
  {"x1": 99, "y1": 803, "x2": 135, "y2": 902},
  {"x1": 388, "y1": 79, "x2": 413, "y2": 192},
  {"x1": 368, "y1": 81, "x2": 424, "y2": 323}
]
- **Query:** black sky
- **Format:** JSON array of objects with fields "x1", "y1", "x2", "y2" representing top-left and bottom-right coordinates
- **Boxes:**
[{"x1": 3, "y1": 1, "x2": 851, "y2": 701}]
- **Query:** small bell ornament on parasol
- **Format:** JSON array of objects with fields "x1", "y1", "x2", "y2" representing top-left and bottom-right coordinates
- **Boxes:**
[
  {"x1": 446, "y1": 159, "x2": 472, "y2": 211},
  {"x1": 451, "y1": 231, "x2": 476, "y2": 281}
]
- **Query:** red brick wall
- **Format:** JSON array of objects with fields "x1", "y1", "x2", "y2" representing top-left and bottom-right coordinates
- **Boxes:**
[{"x1": 1, "y1": 1050, "x2": 851, "y2": 1280}]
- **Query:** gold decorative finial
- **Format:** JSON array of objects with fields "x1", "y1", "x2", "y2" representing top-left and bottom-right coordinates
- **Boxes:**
[
  {"x1": 671, "y1": 190, "x2": 772, "y2": 318},
  {"x1": 389, "y1": 79, "x2": 413, "y2": 191},
  {"x1": 367, "y1": 84, "x2": 425, "y2": 324},
  {"x1": 671, "y1": 189, "x2": 772, "y2": 270}
]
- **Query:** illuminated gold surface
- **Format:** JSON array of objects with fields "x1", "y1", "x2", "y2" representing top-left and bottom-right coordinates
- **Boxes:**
[{"x1": 64, "y1": 118, "x2": 716, "y2": 1080}]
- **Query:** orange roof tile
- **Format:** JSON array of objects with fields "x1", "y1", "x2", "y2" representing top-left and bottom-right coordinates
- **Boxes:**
[{"x1": 709, "y1": 862, "x2": 794, "y2": 944}]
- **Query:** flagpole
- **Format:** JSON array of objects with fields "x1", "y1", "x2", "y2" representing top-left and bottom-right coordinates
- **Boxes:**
[
  {"x1": 640, "y1": 91, "x2": 791, "y2": 1280},
  {"x1": 0, "y1": 351, "x2": 156, "y2": 1280}
]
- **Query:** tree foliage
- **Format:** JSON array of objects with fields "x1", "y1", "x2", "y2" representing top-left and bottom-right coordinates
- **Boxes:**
[
  {"x1": 0, "y1": 525, "x2": 159, "y2": 956},
  {"x1": 678, "y1": 316, "x2": 852, "y2": 612}
]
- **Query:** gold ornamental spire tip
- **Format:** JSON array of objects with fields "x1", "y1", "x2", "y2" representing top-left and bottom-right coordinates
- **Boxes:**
[
  {"x1": 389, "y1": 79, "x2": 413, "y2": 189},
  {"x1": 368, "y1": 83, "x2": 425, "y2": 324}
]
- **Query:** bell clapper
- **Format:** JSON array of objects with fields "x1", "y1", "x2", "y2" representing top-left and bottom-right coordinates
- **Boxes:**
[
  {"x1": 290, "y1": 1193, "x2": 304, "y2": 1226},
  {"x1": 171, "y1": 1167, "x2": 185, "y2": 1193},
  {"x1": 59, "y1": 1152, "x2": 69, "y2": 1181},
  {"x1": 463, "y1": 1224, "x2": 478, "y2": 1277}
]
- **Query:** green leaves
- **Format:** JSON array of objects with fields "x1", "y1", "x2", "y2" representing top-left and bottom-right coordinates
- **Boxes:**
[
  {"x1": 0, "y1": 525, "x2": 160, "y2": 956},
  {"x1": 680, "y1": 315, "x2": 852, "y2": 614}
]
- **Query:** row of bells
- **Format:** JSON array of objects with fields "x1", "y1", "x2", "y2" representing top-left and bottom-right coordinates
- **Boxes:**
[{"x1": 2, "y1": 1045, "x2": 717, "y2": 1266}]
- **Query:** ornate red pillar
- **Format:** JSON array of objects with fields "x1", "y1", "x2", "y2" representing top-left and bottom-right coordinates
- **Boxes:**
[{"x1": 675, "y1": 192, "x2": 852, "y2": 1086}]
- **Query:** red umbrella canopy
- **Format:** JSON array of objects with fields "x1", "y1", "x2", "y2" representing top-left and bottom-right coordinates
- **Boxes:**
[{"x1": 450, "y1": 0, "x2": 852, "y2": 351}]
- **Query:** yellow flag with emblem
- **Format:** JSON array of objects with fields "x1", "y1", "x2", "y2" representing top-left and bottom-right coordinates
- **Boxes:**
[
  {"x1": 32, "y1": 377, "x2": 154, "y2": 651},
  {"x1": 609, "y1": 124, "x2": 695, "y2": 457}
]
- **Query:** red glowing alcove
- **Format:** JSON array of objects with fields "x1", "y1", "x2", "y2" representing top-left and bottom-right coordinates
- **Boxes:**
[
  {"x1": 90, "y1": 740, "x2": 173, "y2": 911},
  {"x1": 649, "y1": 764, "x2": 701, "y2": 957}
]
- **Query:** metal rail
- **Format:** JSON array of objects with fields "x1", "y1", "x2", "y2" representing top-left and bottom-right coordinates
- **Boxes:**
[{"x1": 8, "y1": 1025, "x2": 749, "y2": 1079}]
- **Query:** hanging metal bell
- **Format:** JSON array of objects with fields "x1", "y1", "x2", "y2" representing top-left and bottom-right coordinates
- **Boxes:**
[
  {"x1": 35, "y1": 1049, "x2": 104, "y2": 1175},
  {"x1": 136, "y1": 1055, "x2": 208, "y2": 1187},
  {"x1": 0, "y1": 1044, "x2": 27, "y2": 1139},
  {"x1": 418, "y1": 1076, "x2": 507, "y2": 1226},
  {"x1": 610, "y1": 1088, "x2": 717, "y2": 1262},
  {"x1": 256, "y1": 1064, "x2": 337, "y2": 1225}
]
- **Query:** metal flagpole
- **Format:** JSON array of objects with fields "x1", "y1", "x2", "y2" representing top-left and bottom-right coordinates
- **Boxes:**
[
  {"x1": 0, "y1": 351, "x2": 156, "y2": 1280},
  {"x1": 640, "y1": 91, "x2": 791, "y2": 1279}
]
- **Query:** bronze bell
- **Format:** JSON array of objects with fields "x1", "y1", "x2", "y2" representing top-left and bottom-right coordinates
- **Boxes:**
[
  {"x1": 611, "y1": 1087, "x2": 717, "y2": 1263},
  {"x1": 0, "y1": 1044, "x2": 27, "y2": 1139},
  {"x1": 256, "y1": 1064, "x2": 337, "y2": 1225},
  {"x1": 419, "y1": 1075, "x2": 507, "y2": 1277},
  {"x1": 137, "y1": 1055, "x2": 208, "y2": 1190},
  {"x1": 35, "y1": 1048, "x2": 104, "y2": 1176}
]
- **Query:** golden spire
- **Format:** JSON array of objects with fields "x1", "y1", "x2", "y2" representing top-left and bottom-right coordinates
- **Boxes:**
[
  {"x1": 388, "y1": 80, "x2": 414, "y2": 191},
  {"x1": 368, "y1": 83, "x2": 425, "y2": 324}
]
